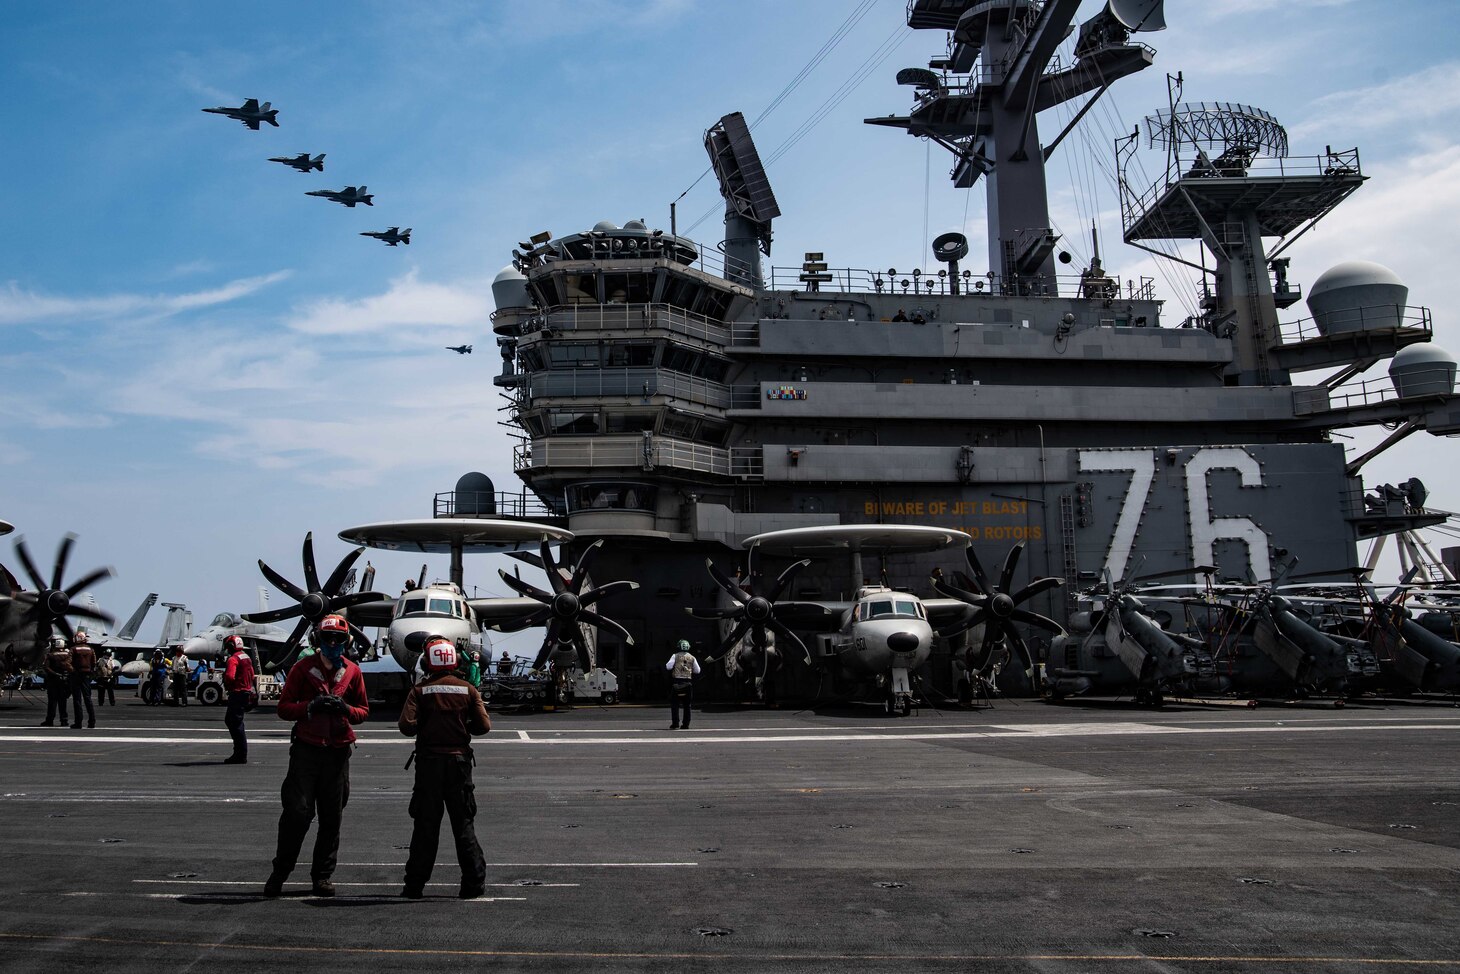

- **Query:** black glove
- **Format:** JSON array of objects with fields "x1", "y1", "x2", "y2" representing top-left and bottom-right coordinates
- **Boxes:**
[{"x1": 308, "y1": 694, "x2": 347, "y2": 716}]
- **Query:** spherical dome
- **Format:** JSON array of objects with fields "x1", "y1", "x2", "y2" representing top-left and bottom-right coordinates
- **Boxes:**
[
  {"x1": 491, "y1": 265, "x2": 529, "y2": 311},
  {"x1": 622, "y1": 219, "x2": 648, "y2": 231},
  {"x1": 454, "y1": 472, "x2": 497, "y2": 516},
  {"x1": 1389, "y1": 342, "x2": 1456, "y2": 398},
  {"x1": 1306, "y1": 260, "x2": 1408, "y2": 335},
  {"x1": 592, "y1": 220, "x2": 620, "y2": 232}
]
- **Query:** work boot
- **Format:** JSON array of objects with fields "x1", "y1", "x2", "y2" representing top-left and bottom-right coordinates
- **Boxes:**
[
  {"x1": 669, "y1": 722, "x2": 679, "y2": 730},
  {"x1": 70, "y1": 723, "x2": 82, "y2": 729},
  {"x1": 39, "y1": 721, "x2": 53, "y2": 727},
  {"x1": 401, "y1": 885, "x2": 424, "y2": 900},
  {"x1": 263, "y1": 873, "x2": 285, "y2": 897},
  {"x1": 223, "y1": 754, "x2": 247, "y2": 765},
  {"x1": 312, "y1": 879, "x2": 335, "y2": 897},
  {"x1": 459, "y1": 886, "x2": 484, "y2": 900},
  {"x1": 87, "y1": 721, "x2": 95, "y2": 728}
]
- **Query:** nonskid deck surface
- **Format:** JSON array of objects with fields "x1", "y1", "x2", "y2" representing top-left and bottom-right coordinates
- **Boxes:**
[{"x1": 2, "y1": 699, "x2": 1458, "y2": 972}]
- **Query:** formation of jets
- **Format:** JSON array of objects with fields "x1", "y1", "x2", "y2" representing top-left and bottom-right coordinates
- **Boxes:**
[{"x1": 202, "y1": 98, "x2": 414, "y2": 248}]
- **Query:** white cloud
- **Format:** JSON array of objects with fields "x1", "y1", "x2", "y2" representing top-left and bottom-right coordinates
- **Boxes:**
[
  {"x1": 0, "y1": 272, "x2": 291, "y2": 326},
  {"x1": 1290, "y1": 62, "x2": 1460, "y2": 141},
  {"x1": 1205, "y1": 0, "x2": 1356, "y2": 13},
  {"x1": 285, "y1": 269, "x2": 493, "y2": 337}
]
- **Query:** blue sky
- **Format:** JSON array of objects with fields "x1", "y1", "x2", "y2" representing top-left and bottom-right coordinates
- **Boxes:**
[{"x1": 4, "y1": 0, "x2": 1460, "y2": 642}]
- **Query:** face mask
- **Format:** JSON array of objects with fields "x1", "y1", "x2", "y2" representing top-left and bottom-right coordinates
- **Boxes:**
[{"x1": 320, "y1": 641, "x2": 348, "y2": 664}]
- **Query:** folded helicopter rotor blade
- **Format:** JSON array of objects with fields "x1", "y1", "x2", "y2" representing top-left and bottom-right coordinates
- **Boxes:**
[
  {"x1": 301, "y1": 533, "x2": 320, "y2": 595},
  {"x1": 539, "y1": 539, "x2": 564, "y2": 596},
  {"x1": 960, "y1": 548, "x2": 990, "y2": 595},
  {"x1": 1386, "y1": 566, "x2": 1422, "y2": 605},
  {"x1": 579, "y1": 608, "x2": 633, "y2": 645},
  {"x1": 63, "y1": 566, "x2": 114, "y2": 600},
  {"x1": 706, "y1": 559, "x2": 751, "y2": 605},
  {"x1": 52, "y1": 534, "x2": 75, "y2": 591},
  {"x1": 766, "y1": 559, "x2": 812, "y2": 602},
  {"x1": 1010, "y1": 607, "x2": 1065, "y2": 635},
  {"x1": 578, "y1": 579, "x2": 638, "y2": 607},
  {"x1": 766, "y1": 616, "x2": 811, "y2": 666},
  {"x1": 1129, "y1": 565, "x2": 1218, "y2": 585},
  {"x1": 322, "y1": 546, "x2": 365, "y2": 597},
  {"x1": 1010, "y1": 576, "x2": 1062, "y2": 605},
  {"x1": 998, "y1": 541, "x2": 1025, "y2": 594},
  {"x1": 243, "y1": 604, "x2": 305, "y2": 624},
  {"x1": 13, "y1": 538, "x2": 48, "y2": 593},
  {"x1": 497, "y1": 568, "x2": 552, "y2": 604},
  {"x1": 259, "y1": 560, "x2": 307, "y2": 603}
]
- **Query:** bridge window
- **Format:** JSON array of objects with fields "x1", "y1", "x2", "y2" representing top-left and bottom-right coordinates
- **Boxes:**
[
  {"x1": 566, "y1": 482, "x2": 657, "y2": 513},
  {"x1": 549, "y1": 411, "x2": 600, "y2": 434},
  {"x1": 548, "y1": 343, "x2": 599, "y2": 368}
]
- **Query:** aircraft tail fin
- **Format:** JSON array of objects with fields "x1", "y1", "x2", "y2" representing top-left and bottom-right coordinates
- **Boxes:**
[
  {"x1": 401, "y1": 229, "x2": 411, "y2": 244},
  {"x1": 158, "y1": 603, "x2": 192, "y2": 646},
  {"x1": 312, "y1": 154, "x2": 325, "y2": 170},
  {"x1": 116, "y1": 593, "x2": 159, "y2": 641}
]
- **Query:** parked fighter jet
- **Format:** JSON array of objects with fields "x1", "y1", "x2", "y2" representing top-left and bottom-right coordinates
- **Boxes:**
[
  {"x1": 361, "y1": 226, "x2": 410, "y2": 246},
  {"x1": 269, "y1": 152, "x2": 325, "y2": 173},
  {"x1": 306, "y1": 186, "x2": 373, "y2": 207},
  {"x1": 447, "y1": 345, "x2": 473, "y2": 355},
  {"x1": 202, "y1": 98, "x2": 279, "y2": 129}
]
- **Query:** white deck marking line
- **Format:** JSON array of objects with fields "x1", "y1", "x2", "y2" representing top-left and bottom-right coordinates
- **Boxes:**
[
  {"x1": 517, "y1": 730, "x2": 530, "y2": 741},
  {"x1": 341, "y1": 861, "x2": 698, "y2": 868},
  {"x1": 133, "y1": 879, "x2": 577, "y2": 888}
]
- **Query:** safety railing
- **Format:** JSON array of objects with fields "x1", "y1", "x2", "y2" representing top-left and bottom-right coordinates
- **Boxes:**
[
  {"x1": 764, "y1": 266, "x2": 1157, "y2": 301},
  {"x1": 526, "y1": 368, "x2": 733, "y2": 410},
  {"x1": 1293, "y1": 365, "x2": 1456, "y2": 415},
  {"x1": 432, "y1": 489, "x2": 558, "y2": 519},
  {"x1": 515, "y1": 435, "x2": 735, "y2": 477},
  {"x1": 1276, "y1": 304, "x2": 1432, "y2": 345},
  {"x1": 521, "y1": 303, "x2": 731, "y2": 345}
]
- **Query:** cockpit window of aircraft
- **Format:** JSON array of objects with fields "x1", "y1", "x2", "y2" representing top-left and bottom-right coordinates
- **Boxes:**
[
  {"x1": 403, "y1": 598, "x2": 426, "y2": 615},
  {"x1": 210, "y1": 613, "x2": 240, "y2": 628},
  {"x1": 429, "y1": 598, "x2": 454, "y2": 615},
  {"x1": 864, "y1": 600, "x2": 922, "y2": 620}
]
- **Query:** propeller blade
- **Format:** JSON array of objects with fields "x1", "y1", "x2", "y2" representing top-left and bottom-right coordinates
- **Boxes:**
[
  {"x1": 529, "y1": 632, "x2": 555, "y2": 671},
  {"x1": 62, "y1": 566, "x2": 114, "y2": 599},
  {"x1": 266, "y1": 617, "x2": 313, "y2": 672},
  {"x1": 939, "y1": 608, "x2": 988, "y2": 639},
  {"x1": 333, "y1": 590, "x2": 389, "y2": 609},
  {"x1": 766, "y1": 617, "x2": 811, "y2": 666},
  {"x1": 417, "y1": 564, "x2": 428, "y2": 589},
  {"x1": 706, "y1": 559, "x2": 750, "y2": 605},
  {"x1": 14, "y1": 538, "x2": 47, "y2": 592},
  {"x1": 56, "y1": 616, "x2": 76, "y2": 644},
  {"x1": 53, "y1": 534, "x2": 75, "y2": 591},
  {"x1": 322, "y1": 546, "x2": 365, "y2": 597},
  {"x1": 964, "y1": 547, "x2": 991, "y2": 595},
  {"x1": 1010, "y1": 576, "x2": 1062, "y2": 605},
  {"x1": 259, "y1": 560, "x2": 307, "y2": 603},
  {"x1": 570, "y1": 539, "x2": 605, "y2": 591},
  {"x1": 718, "y1": 619, "x2": 751, "y2": 656},
  {"x1": 348, "y1": 621, "x2": 372, "y2": 652},
  {"x1": 242, "y1": 604, "x2": 305, "y2": 624},
  {"x1": 496, "y1": 606, "x2": 552, "y2": 633},
  {"x1": 998, "y1": 541, "x2": 1025, "y2": 594},
  {"x1": 1005, "y1": 625, "x2": 1037, "y2": 683},
  {"x1": 571, "y1": 628, "x2": 592, "y2": 670},
  {"x1": 578, "y1": 579, "x2": 638, "y2": 607},
  {"x1": 66, "y1": 604, "x2": 115, "y2": 625},
  {"x1": 934, "y1": 578, "x2": 986, "y2": 605},
  {"x1": 971, "y1": 622, "x2": 1001, "y2": 671},
  {"x1": 1010, "y1": 607, "x2": 1065, "y2": 635},
  {"x1": 539, "y1": 539, "x2": 564, "y2": 595},
  {"x1": 497, "y1": 568, "x2": 552, "y2": 603},
  {"x1": 579, "y1": 608, "x2": 633, "y2": 645},
  {"x1": 302, "y1": 533, "x2": 320, "y2": 594},
  {"x1": 686, "y1": 606, "x2": 743, "y2": 620},
  {"x1": 766, "y1": 559, "x2": 812, "y2": 602}
]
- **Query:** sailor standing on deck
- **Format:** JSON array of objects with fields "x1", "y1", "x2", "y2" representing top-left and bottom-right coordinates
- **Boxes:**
[
  {"x1": 221, "y1": 635, "x2": 256, "y2": 765},
  {"x1": 264, "y1": 614, "x2": 369, "y2": 898},
  {"x1": 665, "y1": 639, "x2": 701, "y2": 730},
  {"x1": 94, "y1": 648, "x2": 118, "y2": 707},
  {"x1": 399, "y1": 636, "x2": 490, "y2": 900},
  {"x1": 40, "y1": 636, "x2": 71, "y2": 727},
  {"x1": 68, "y1": 630, "x2": 96, "y2": 729}
]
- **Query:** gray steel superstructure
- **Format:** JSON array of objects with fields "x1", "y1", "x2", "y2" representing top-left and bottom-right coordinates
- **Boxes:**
[{"x1": 479, "y1": 1, "x2": 1460, "y2": 699}]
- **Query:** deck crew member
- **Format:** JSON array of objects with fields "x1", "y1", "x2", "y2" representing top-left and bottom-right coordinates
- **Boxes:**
[
  {"x1": 398, "y1": 635, "x2": 490, "y2": 900},
  {"x1": 665, "y1": 639, "x2": 701, "y2": 730},
  {"x1": 222, "y1": 635, "x2": 256, "y2": 765},
  {"x1": 264, "y1": 614, "x2": 369, "y2": 898},
  {"x1": 40, "y1": 636, "x2": 71, "y2": 727},
  {"x1": 94, "y1": 649, "x2": 118, "y2": 707},
  {"x1": 170, "y1": 646, "x2": 192, "y2": 706},
  {"x1": 69, "y1": 630, "x2": 96, "y2": 729},
  {"x1": 496, "y1": 651, "x2": 513, "y2": 676}
]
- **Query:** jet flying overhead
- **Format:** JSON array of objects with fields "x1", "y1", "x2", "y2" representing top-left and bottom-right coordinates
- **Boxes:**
[
  {"x1": 201, "y1": 98, "x2": 279, "y2": 130},
  {"x1": 361, "y1": 227, "x2": 411, "y2": 246},
  {"x1": 306, "y1": 185, "x2": 374, "y2": 207},
  {"x1": 269, "y1": 152, "x2": 325, "y2": 173},
  {"x1": 447, "y1": 345, "x2": 473, "y2": 355}
]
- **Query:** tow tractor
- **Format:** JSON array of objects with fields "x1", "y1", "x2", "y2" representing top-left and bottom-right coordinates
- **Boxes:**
[
  {"x1": 480, "y1": 660, "x2": 619, "y2": 711},
  {"x1": 194, "y1": 669, "x2": 280, "y2": 706}
]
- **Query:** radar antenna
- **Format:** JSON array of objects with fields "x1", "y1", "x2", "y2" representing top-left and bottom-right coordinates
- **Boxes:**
[{"x1": 704, "y1": 112, "x2": 780, "y2": 288}]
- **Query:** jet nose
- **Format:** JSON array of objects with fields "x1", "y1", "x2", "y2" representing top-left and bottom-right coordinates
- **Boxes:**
[{"x1": 888, "y1": 631, "x2": 921, "y2": 653}]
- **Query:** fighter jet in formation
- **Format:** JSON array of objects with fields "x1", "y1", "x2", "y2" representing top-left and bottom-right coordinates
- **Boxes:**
[
  {"x1": 268, "y1": 152, "x2": 325, "y2": 173},
  {"x1": 201, "y1": 98, "x2": 279, "y2": 130},
  {"x1": 447, "y1": 345, "x2": 473, "y2": 355},
  {"x1": 361, "y1": 227, "x2": 411, "y2": 246},
  {"x1": 306, "y1": 185, "x2": 374, "y2": 207}
]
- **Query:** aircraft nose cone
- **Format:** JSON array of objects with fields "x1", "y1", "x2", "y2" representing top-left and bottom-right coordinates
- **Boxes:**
[{"x1": 888, "y1": 631, "x2": 920, "y2": 653}]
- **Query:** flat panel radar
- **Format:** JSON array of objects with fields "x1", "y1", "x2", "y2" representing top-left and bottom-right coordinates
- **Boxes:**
[{"x1": 705, "y1": 111, "x2": 780, "y2": 281}]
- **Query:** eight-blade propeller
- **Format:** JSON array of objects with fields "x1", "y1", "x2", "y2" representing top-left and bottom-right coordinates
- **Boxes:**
[
  {"x1": 934, "y1": 541, "x2": 1063, "y2": 682},
  {"x1": 690, "y1": 556, "x2": 813, "y2": 673},
  {"x1": 4, "y1": 534, "x2": 114, "y2": 667},
  {"x1": 243, "y1": 532, "x2": 386, "y2": 671},
  {"x1": 497, "y1": 538, "x2": 638, "y2": 671}
]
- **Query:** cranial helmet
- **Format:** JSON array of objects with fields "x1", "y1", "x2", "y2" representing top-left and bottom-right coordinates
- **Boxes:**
[
  {"x1": 317, "y1": 614, "x2": 350, "y2": 647},
  {"x1": 223, "y1": 634, "x2": 246, "y2": 653},
  {"x1": 677, "y1": 639, "x2": 691, "y2": 653},
  {"x1": 423, "y1": 636, "x2": 458, "y2": 673},
  {"x1": 74, "y1": 630, "x2": 89, "y2": 644},
  {"x1": 50, "y1": 635, "x2": 67, "y2": 649}
]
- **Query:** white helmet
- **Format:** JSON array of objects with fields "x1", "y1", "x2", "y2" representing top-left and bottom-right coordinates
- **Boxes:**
[
  {"x1": 49, "y1": 635, "x2": 66, "y2": 649},
  {"x1": 422, "y1": 636, "x2": 458, "y2": 673}
]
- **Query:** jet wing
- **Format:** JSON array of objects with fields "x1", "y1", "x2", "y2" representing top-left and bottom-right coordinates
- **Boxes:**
[{"x1": 244, "y1": 118, "x2": 261, "y2": 130}]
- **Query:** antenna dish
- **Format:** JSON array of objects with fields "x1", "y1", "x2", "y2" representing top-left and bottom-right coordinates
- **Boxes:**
[
  {"x1": 1107, "y1": 0, "x2": 1165, "y2": 32},
  {"x1": 931, "y1": 232, "x2": 969, "y2": 263}
]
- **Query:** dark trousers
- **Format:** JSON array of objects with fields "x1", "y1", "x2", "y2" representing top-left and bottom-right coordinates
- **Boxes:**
[
  {"x1": 69, "y1": 674, "x2": 95, "y2": 726},
  {"x1": 224, "y1": 692, "x2": 249, "y2": 757},
  {"x1": 95, "y1": 678, "x2": 115, "y2": 706},
  {"x1": 404, "y1": 752, "x2": 485, "y2": 893},
  {"x1": 44, "y1": 677, "x2": 69, "y2": 724},
  {"x1": 272, "y1": 743, "x2": 351, "y2": 881},
  {"x1": 670, "y1": 680, "x2": 693, "y2": 727},
  {"x1": 172, "y1": 674, "x2": 189, "y2": 705}
]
